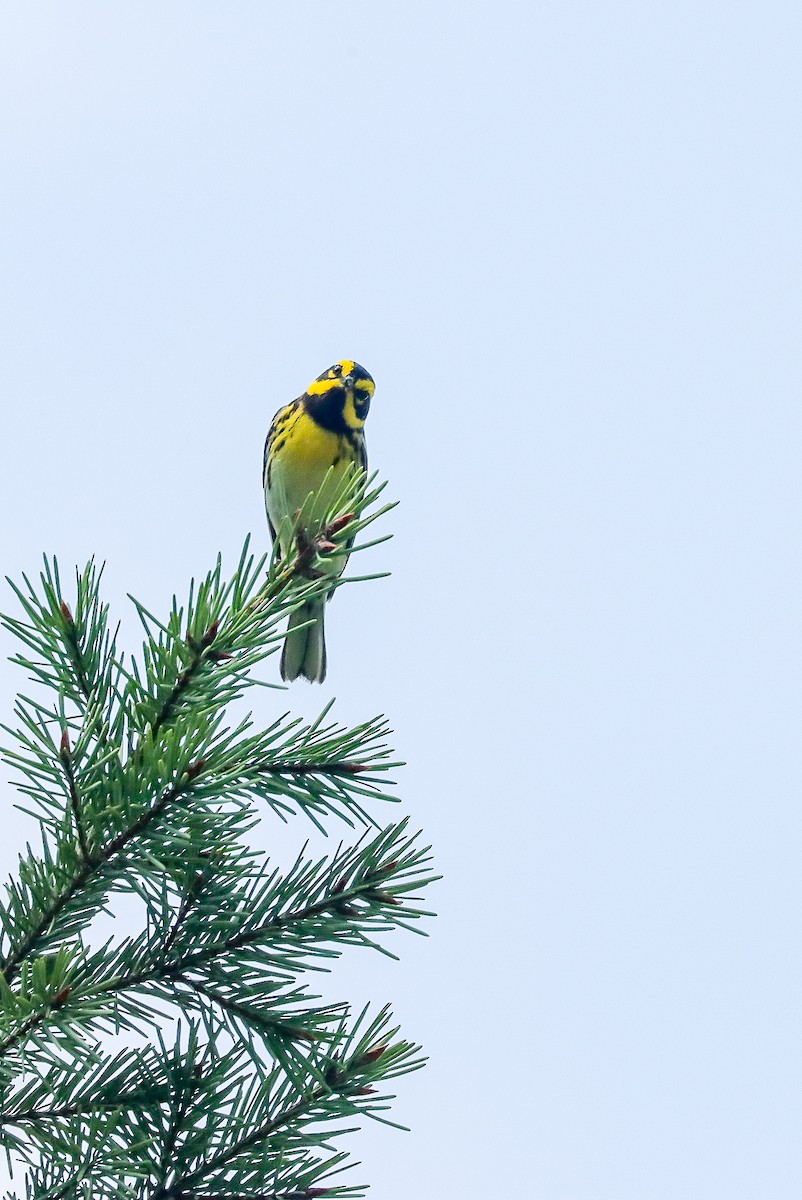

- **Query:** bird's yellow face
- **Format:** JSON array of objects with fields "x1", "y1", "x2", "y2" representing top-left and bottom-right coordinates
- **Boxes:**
[{"x1": 304, "y1": 360, "x2": 375, "y2": 432}]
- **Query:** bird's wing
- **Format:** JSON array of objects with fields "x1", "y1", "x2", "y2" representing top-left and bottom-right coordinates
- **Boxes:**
[
  {"x1": 263, "y1": 401, "x2": 297, "y2": 485},
  {"x1": 339, "y1": 430, "x2": 368, "y2": 561},
  {"x1": 264, "y1": 400, "x2": 302, "y2": 555},
  {"x1": 348, "y1": 428, "x2": 367, "y2": 475}
]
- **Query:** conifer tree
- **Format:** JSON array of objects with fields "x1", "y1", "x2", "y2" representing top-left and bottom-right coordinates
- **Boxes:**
[{"x1": 0, "y1": 472, "x2": 436, "y2": 1199}]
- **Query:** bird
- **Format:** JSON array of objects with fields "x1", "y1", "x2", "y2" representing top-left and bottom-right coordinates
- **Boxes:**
[{"x1": 263, "y1": 359, "x2": 374, "y2": 683}]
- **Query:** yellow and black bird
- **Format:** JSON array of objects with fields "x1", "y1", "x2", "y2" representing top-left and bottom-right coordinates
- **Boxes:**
[{"x1": 263, "y1": 360, "x2": 375, "y2": 683}]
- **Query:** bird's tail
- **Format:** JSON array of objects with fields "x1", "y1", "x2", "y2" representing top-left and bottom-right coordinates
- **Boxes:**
[{"x1": 280, "y1": 600, "x2": 327, "y2": 683}]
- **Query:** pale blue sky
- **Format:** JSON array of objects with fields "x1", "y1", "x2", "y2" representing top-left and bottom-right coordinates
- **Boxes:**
[{"x1": 1, "y1": 4, "x2": 801, "y2": 1197}]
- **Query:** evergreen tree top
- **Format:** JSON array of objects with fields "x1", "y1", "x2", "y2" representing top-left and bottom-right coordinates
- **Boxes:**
[{"x1": 0, "y1": 471, "x2": 438, "y2": 1199}]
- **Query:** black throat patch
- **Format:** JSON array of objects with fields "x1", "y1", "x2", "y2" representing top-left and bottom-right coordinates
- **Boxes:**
[{"x1": 303, "y1": 386, "x2": 350, "y2": 434}]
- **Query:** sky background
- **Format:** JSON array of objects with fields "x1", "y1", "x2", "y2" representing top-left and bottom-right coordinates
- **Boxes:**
[{"x1": 1, "y1": 3, "x2": 801, "y2": 1197}]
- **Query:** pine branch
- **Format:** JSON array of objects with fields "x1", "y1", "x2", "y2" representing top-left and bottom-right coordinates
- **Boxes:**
[
  {"x1": 144, "y1": 1009, "x2": 421, "y2": 1200},
  {"x1": 0, "y1": 704, "x2": 405, "y2": 992},
  {"x1": 120, "y1": 820, "x2": 434, "y2": 990},
  {"x1": 58, "y1": 732, "x2": 91, "y2": 862},
  {"x1": 0, "y1": 762, "x2": 206, "y2": 987},
  {"x1": 0, "y1": 807, "x2": 434, "y2": 1071},
  {"x1": 1, "y1": 484, "x2": 393, "y2": 983},
  {"x1": 0, "y1": 472, "x2": 434, "y2": 1199},
  {"x1": 0, "y1": 823, "x2": 434, "y2": 1070},
  {"x1": 160, "y1": 860, "x2": 215, "y2": 961},
  {"x1": 2, "y1": 561, "x2": 107, "y2": 703},
  {"x1": 1, "y1": 1048, "x2": 174, "y2": 1128}
]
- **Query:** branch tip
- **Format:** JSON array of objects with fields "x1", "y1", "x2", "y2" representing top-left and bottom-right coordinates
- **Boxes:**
[
  {"x1": 185, "y1": 758, "x2": 208, "y2": 781},
  {"x1": 285, "y1": 1025, "x2": 325, "y2": 1044},
  {"x1": 365, "y1": 888, "x2": 399, "y2": 905},
  {"x1": 202, "y1": 619, "x2": 220, "y2": 647},
  {"x1": 360, "y1": 1043, "x2": 388, "y2": 1065},
  {"x1": 325, "y1": 512, "x2": 356, "y2": 535}
]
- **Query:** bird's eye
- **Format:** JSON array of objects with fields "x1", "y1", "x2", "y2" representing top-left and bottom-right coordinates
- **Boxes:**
[{"x1": 331, "y1": 364, "x2": 343, "y2": 377}]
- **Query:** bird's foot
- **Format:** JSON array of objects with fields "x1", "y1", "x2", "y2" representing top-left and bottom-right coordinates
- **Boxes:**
[
  {"x1": 293, "y1": 527, "x2": 324, "y2": 578},
  {"x1": 294, "y1": 512, "x2": 355, "y2": 573},
  {"x1": 317, "y1": 511, "x2": 356, "y2": 552}
]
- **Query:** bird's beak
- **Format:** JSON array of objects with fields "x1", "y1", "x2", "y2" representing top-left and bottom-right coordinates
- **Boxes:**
[{"x1": 343, "y1": 375, "x2": 355, "y2": 388}]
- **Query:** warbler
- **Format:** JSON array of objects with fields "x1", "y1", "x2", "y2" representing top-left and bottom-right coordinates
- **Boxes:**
[{"x1": 263, "y1": 359, "x2": 375, "y2": 683}]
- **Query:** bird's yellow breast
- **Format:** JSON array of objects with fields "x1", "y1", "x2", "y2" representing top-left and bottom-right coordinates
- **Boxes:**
[
  {"x1": 265, "y1": 405, "x2": 357, "y2": 556},
  {"x1": 280, "y1": 406, "x2": 342, "y2": 474}
]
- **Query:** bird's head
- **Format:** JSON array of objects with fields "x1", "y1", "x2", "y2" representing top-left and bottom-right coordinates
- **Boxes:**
[{"x1": 304, "y1": 360, "x2": 375, "y2": 431}]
